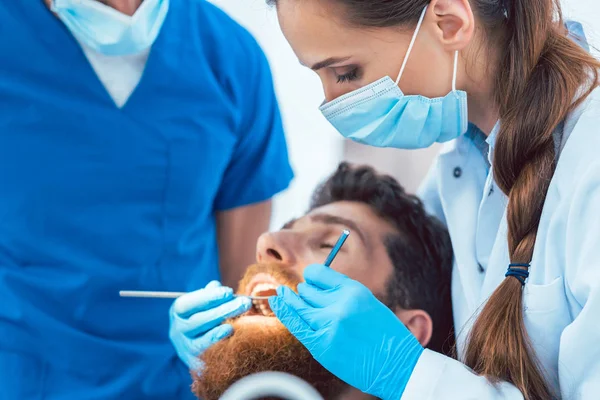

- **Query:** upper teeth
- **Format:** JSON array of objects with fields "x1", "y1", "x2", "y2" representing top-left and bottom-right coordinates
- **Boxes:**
[{"x1": 251, "y1": 282, "x2": 277, "y2": 296}]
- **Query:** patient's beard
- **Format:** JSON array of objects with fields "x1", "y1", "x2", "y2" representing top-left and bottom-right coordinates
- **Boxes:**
[
  {"x1": 194, "y1": 320, "x2": 347, "y2": 399},
  {"x1": 192, "y1": 264, "x2": 347, "y2": 400}
]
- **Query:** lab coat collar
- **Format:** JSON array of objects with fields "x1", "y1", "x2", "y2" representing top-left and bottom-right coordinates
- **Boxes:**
[
  {"x1": 566, "y1": 20, "x2": 590, "y2": 52},
  {"x1": 439, "y1": 123, "x2": 486, "y2": 158},
  {"x1": 485, "y1": 120, "x2": 501, "y2": 166}
]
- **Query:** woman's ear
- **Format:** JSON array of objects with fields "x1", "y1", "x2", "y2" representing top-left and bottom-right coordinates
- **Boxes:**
[
  {"x1": 395, "y1": 308, "x2": 433, "y2": 347},
  {"x1": 428, "y1": 0, "x2": 475, "y2": 51}
]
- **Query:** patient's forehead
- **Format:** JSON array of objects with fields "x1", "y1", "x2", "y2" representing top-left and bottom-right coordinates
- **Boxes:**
[{"x1": 296, "y1": 201, "x2": 396, "y2": 237}]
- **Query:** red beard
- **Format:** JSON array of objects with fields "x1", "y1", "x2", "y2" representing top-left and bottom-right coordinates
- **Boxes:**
[{"x1": 192, "y1": 264, "x2": 347, "y2": 400}]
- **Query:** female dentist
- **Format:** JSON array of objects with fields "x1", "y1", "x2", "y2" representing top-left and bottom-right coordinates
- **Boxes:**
[{"x1": 262, "y1": 0, "x2": 600, "y2": 399}]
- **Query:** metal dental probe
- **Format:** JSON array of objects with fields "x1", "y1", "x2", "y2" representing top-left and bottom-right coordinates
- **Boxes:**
[
  {"x1": 323, "y1": 229, "x2": 350, "y2": 267},
  {"x1": 118, "y1": 291, "x2": 272, "y2": 300},
  {"x1": 119, "y1": 230, "x2": 350, "y2": 300}
]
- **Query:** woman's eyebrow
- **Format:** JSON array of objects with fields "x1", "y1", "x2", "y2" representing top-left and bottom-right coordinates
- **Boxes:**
[{"x1": 309, "y1": 56, "x2": 351, "y2": 70}]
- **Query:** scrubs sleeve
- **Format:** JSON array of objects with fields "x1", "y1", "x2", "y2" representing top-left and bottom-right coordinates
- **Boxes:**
[
  {"x1": 417, "y1": 156, "x2": 447, "y2": 226},
  {"x1": 214, "y1": 43, "x2": 293, "y2": 211},
  {"x1": 559, "y1": 161, "x2": 600, "y2": 398}
]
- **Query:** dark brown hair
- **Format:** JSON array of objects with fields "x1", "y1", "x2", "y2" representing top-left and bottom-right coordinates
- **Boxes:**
[
  {"x1": 310, "y1": 162, "x2": 455, "y2": 355},
  {"x1": 270, "y1": 0, "x2": 600, "y2": 398}
]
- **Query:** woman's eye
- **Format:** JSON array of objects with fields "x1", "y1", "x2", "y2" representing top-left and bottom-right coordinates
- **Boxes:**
[
  {"x1": 320, "y1": 243, "x2": 334, "y2": 249},
  {"x1": 335, "y1": 68, "x2": 359, "y2": 84}
]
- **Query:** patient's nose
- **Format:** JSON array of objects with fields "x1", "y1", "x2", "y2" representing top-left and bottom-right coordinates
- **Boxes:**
[{"x1": 256, "y1": 231, "x2": 297, "y2": 265}]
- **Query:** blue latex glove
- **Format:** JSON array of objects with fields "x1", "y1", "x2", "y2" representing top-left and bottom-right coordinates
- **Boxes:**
[
  {"x1": 169, "y1": 280, "x2": 252, "y2": 369},
  {"x1": 269, "y1": 264, "x2": 423, "y2": 400}
]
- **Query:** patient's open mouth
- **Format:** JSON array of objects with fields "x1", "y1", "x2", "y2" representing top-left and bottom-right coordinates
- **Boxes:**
[
  {"x1": 246, "y1": 273, "x2": 279, "y2": 316},
  {"x1": 236, "y1": 264, "x2": 301, "y2": 319}
]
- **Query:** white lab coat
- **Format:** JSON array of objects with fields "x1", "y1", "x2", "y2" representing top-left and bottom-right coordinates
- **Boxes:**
[{"x1": 406, "y1": 87, "x2": 600, "y2": 399}]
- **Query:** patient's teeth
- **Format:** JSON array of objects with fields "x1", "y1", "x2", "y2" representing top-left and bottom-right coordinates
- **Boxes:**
[
  {"x1": 259, "y1": 303, "x2": 269, "y2": 316},
  {"x1": 251, "y1": 281, "x2": 279, "y2": 297}
]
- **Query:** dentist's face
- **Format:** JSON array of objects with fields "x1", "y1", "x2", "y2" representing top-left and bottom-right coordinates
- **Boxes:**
[
  {"x1": 256, "y1": 200, "x2": 396, "y2": 295},
  {"x1": 275, "y1": 0, "x2": 454, "y2": 102}
]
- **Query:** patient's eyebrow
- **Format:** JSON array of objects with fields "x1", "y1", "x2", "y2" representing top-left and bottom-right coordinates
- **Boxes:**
[
  {"x1": 281, "y1": 218, "x2": 297, "y2": 230},
  {"x1": 309, "y1": 213, "x2": 367, "y2": 246}
]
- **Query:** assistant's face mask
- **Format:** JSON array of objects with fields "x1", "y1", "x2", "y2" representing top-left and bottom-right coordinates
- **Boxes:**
[
  {"x1": 320, "y1": 6, "x2": 468, "y2": 149},
  {"x1": 51, "y1": 0, "x2": 169, "y2": 56}
]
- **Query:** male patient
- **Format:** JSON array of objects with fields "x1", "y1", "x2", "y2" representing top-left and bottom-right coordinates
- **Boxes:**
[{"x1": 193, "y1": 162, "x2": 454, "y2": 400}]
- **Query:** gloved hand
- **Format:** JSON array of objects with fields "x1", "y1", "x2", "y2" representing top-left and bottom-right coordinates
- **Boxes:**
[
  {"x1": 169, "y1": 280, "x2": 252, "y2": 369},
  {"x1": 268, "y1": 264, "x2": 423, "y2": 400}
]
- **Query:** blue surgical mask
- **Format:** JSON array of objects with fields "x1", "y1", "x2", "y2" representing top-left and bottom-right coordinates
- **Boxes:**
[
  {"x1": 320, "y1": 6, "x2": 468, "y2": 149},
  {"x1": 51, "y1": 0, "x2": 169, "y2": 56}
]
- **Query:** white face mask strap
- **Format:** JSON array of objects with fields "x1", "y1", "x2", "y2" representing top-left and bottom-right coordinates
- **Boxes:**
[
  {"x1": 396, "y1": 5, "x2": 428, "y2": 85},
  {"x1": 452, "y1": 50, "x2": 458, "y2": 92}
]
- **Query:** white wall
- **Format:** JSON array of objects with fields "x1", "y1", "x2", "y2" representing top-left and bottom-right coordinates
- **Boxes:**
[{"x1": 210, "y1": 0, "x2": 344, "y2": 230}]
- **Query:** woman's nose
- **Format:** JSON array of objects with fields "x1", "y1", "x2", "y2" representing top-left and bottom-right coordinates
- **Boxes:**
[
  {"x1": 324, "y1": 85, "x2": 342, "y2": 103},
  {"x1": 323, "y1": 80, "x2": 352, "y2": 103},
  {"x1": 256, "y1": 231, "x2": 297, "y2": 265}
]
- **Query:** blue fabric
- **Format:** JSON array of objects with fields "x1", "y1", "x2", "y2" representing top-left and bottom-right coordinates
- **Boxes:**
[
  {"x1": 566, "y1": 20, "x2": 590, "y2": 53},
  {"x1": 464, "y1": 123, "x2": 490, "y2": 171},
  {"x1": 0, "y1": 0, "x2": 293, "y2": 398}
]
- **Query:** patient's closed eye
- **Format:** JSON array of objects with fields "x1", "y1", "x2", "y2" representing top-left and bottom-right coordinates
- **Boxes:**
[{"x1": 320, "y1": 243, "x2": 334, "y2": 249}]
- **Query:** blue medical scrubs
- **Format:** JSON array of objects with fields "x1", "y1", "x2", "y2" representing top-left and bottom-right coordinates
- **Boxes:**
[{"x1": 0, "y1": 1, "x2": 293, "y2": 398}]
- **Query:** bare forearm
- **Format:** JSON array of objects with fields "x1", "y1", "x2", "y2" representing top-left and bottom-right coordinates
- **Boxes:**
[{"x1": 216, "y1": 201, "x2": 272, "y2": 287}]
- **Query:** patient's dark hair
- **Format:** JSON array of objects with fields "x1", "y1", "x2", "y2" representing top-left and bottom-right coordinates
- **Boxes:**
[{"x1": 310, "y1": 162, "x2": 454, "y2": 355}]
